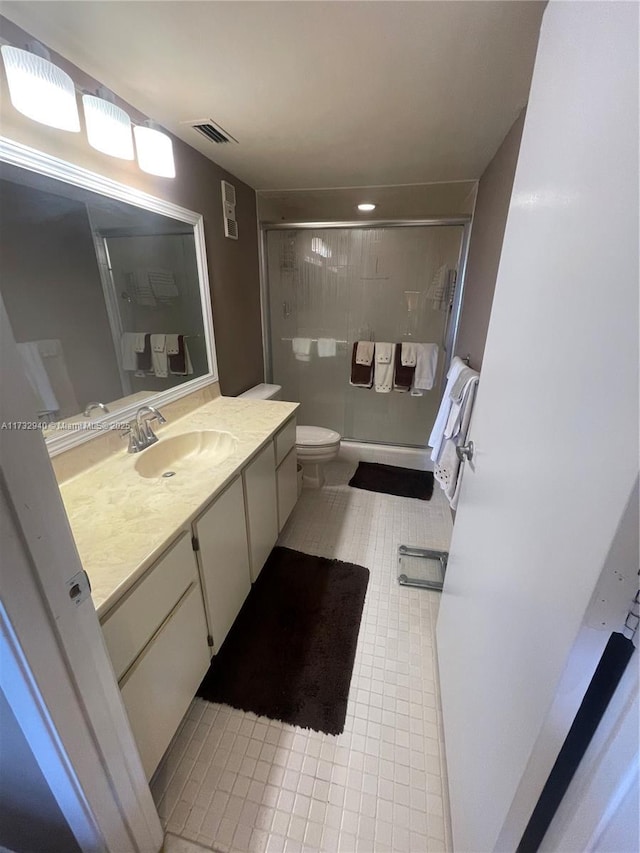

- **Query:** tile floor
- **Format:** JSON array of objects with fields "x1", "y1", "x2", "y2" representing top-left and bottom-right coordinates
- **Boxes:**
[{"x1": 152, "y1": 461, "x2": 454, "y2": 853}]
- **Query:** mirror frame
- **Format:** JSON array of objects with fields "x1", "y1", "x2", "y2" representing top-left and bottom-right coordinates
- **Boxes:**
[{"x1": 0, "y1": 136, "x2": 219, "y2": 456}]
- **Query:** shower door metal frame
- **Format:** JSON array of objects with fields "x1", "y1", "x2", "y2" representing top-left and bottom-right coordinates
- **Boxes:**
[{"x1": 258, "y1": 217, "x2": 472, "y2": 441}]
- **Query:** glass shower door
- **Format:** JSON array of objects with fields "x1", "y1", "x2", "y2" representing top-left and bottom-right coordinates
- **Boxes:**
[{"x1": 266, "y1": 225, "x2": 464, "y2": 446}]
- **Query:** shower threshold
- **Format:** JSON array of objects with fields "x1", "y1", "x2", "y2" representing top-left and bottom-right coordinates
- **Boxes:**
[{"x1": 397, "y1": 544, "x2": 448, "y2": 591}]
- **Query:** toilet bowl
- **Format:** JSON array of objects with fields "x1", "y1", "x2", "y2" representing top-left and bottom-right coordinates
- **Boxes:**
[
  {"x1": 296, "y1": 425, "x2": 341, "y2": 488},
  {"x1": 238, "y1": 385, "x2": 341, "y2": 488}
]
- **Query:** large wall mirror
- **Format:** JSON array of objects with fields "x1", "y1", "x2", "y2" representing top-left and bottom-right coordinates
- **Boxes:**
[{"x1": 0, "y1": 139, "x2": 217, "y2": 453}]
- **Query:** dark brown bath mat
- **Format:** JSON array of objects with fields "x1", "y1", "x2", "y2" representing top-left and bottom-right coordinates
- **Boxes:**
[
  {"x1": 197, "y1": 546, "x2": 369, "y2": 735},
  {"x1": 348, "y1": 461, "x2": 434, "y2": 500}
]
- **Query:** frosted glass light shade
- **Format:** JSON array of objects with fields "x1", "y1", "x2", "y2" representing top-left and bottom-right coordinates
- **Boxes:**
[
  {"x1": 134, "y1": 125, "x2": 175, "y2": 178},
  {"x1": 1, "y1": 45, "x2": 80, "y2": 131},
  {"x1": 82, "y1": 95, "x2": 134, "y2": 159}
]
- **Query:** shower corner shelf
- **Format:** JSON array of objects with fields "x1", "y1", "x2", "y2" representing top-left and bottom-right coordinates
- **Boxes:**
[{"x1": 397, "y1": 544, "x2": 448, "y2": 592}]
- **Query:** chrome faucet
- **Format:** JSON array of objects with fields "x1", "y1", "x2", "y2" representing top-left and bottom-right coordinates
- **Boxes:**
[
  {"x1": 83, "y1": 401, "x2": 110, "y2": 417},
  {"x1": 123, "y1": 405, "x2": 167, "y2": 453}
]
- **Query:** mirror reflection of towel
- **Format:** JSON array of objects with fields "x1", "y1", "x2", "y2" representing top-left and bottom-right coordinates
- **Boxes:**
[{"x1": 16, "y1": 342, "x2": 59, "y2": 414}]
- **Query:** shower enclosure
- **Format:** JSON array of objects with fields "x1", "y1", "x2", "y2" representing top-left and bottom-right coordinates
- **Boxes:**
[{"x1": 263, "y1": 221, "x2": 469, "y2": 447}]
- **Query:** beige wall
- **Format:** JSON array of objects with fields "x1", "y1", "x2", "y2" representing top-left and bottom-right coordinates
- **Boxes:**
[
  {"x1": 454, "y1": 110, "x2": 526, "y2": 369},
  {"x1": 258, "y1": 181, "x2": 477, "y2": 222},
  {"x1": 0, "y1": 17, "x2": 263, "y2": 396}
]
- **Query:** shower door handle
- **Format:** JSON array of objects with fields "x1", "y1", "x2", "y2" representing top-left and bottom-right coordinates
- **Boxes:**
[{"x1": 456, "y1": 441, "x2": 474, "y2": 463}]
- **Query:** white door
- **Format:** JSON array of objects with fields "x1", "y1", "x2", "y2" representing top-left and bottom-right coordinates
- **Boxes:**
[
  {"x1": 1, "y1": 297, "x2": 163, "y2": 852},
  {"x1": 436, "y1": 3, "x2": 639, "y2": 852}
]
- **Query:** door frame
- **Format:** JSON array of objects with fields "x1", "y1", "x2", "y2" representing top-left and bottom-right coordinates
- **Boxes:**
[
  {"x1": 258, "y1": 216, "x2": 472, "y2": 392},
  {"x1": 0, "y1": 297, "x2": 163, "y2": 852}
]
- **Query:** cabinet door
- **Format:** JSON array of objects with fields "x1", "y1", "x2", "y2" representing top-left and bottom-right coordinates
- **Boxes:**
[
  {"x1": 277, "y1": 447, "x2": 298, "y2": 533},
  {"x1": 119, "y1": 582, "x2": 209, "y2": 780},
  {"x1": 194, "y1": 476, "x2": 251, "y2": 651},
  {"x1": 243, "y1": 442, "x2": 278, "y2": 582}
]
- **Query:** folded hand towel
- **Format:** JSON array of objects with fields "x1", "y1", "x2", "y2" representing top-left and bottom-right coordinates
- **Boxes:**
[
  {"x1": 350, "y1": 342, "x2": 374, "y2": 387},
  {"x1": 400, "y1": 342, "x2": 418, "y2": 367},
  {"x1": 151, "y1": 334, "x2": 166, "y2": 353},
  {"x1": 168, "y1": 335, "x2": 194, "y2": 375},
  {"x1": 375, "y1": 342, "x2": 393, "y2": 364},
  {"x1": 434, "y1": 377, "x2": 478, "y2": 509},
  {"x1": 121, "y1": 333, "x2": 139, "y2": 371},
  {"x1": 133, "y1": 332, "x2": 147, "y2": 353},
  {"x1": 428, "y1": 356, "x2": 467, "y2": 463},
  {"x1": 317, "y1": 338, "x2": 337, "y2": 358},
  {"x1": 410, "y1": 343, "x2": 439, "y2": 395},
  {"x1": 16, "y1": 342, "x2": 59, "y2": 415},
  {"x1": 136, "y1": 334, "x2": 152, "y2": 372},
  {"x1": 445, "y1": 372, "x2": 479, "y2": 440},
  {"x1": 37, "y1": 339, "x2": 60, "y2": 358},
  {"x1": 292, "y1": 338, "x2": 312, "y2": 362},
  {"x1": 150, "y1": 334, "x2": 168, "y2": 378},
  {"x1": 374, "y1": 343, "x2": 395, "y2": 392},
  {"x1": 393, "y1": 344, "x2": 415, "y2": 392},
  {"x1": 165, "y1": 334, "x2": 180, "y2": 355},
  {"x1": 450, "y1": 366, "x2": 478, "y2": 403},
  {"x1": 355, "y1": 341, "x2": 375, "y2": 365}
]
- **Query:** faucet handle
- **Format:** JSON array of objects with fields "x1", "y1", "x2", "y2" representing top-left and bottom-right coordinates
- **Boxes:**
[{"x1": 121, "y1": 422, "x2": 145, "y2": 453}]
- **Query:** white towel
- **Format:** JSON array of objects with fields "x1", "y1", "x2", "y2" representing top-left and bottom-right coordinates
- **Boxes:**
[
  {"x1": 434, "y1": 377, "x2": 479, "y2": 509},
  {"x1": 400, "y1": 342, "x2": 418, "y2": 367},
  {"x1": 450, "y1": 366, "x2": 478, "y2": 403},
  {"x1": 410, "y1": 343, "x2": 440, "y2": 396},
  {"x1": 120, "y1": 333, "x2": 139, "y2": 371},
  {"x1": 374, "y1": 343, "x2": 395, "y2": 393},
  {"x1": 355, "y1": 341, "x2": 375, "y2": 365},
  {"x1": 375, "y1": 342, "x2": 393, "y2": 364},
  {"x1": 16, "y1": 342, "x2": 59, "y2": 415},
  {"x1": 428, "y1": 356, "x2": 468, "y2": 462},
  {"x1": 151, "y1": 334, "x2": 166, "y2": 353},
  {"x1": 133, "y1": 333, "x2": 147, "y2": 353},
  {"x1": 36, "y1": 339, "x2": 60, "y2": 358},
  {"x1": 317, "y1": 338, "x2": 337, "y2": 358},
  {"x1": 445, "y1": 372, "x2": 479, "y2": 440},
  {"x1": 150, "y1": 334, "x2": 168, "y2": 378},
  {"x1": 292, "y1": 338, "x2": 312, "y2": 362},
  {"x1": 165, "y1": 334, "x2": 180, "y2": 355}
]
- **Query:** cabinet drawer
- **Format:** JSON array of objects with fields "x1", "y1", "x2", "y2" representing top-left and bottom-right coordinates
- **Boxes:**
[
  {"x1": 101, "y1": 532, "x2": 195, "y2": 681},
  {"x1": 277, "y1": 447, "x2": 298, "y2": 532},
  {"x1": 119, "y1": 582, "x2": 209, "y2": 780},
  {"x1": 275, "y1": 417, "x2": 296, "y2": 467}
]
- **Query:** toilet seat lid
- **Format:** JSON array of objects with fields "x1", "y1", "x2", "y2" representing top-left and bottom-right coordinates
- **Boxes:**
[{"x1": 296, "y1": 425, "x2": 341, "y2": 446}]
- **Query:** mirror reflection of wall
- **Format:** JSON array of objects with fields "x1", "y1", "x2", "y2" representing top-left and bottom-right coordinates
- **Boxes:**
[{"x1": 0, "y1": 162, "x2": 209, "y2": 426}]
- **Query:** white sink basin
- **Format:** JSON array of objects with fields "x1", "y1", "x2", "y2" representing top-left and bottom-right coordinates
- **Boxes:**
[{"x1": 134, "y1": 430, "x2": 238, "y2": 479}]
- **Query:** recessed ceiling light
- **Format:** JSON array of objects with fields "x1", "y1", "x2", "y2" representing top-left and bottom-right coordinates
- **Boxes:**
[{"x1": 357, "y1": 203, "x2": 376, "y2": 212}]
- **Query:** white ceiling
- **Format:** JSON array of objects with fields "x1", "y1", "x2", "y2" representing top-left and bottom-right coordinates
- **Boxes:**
[{"x1": 2, "y1": 1, "x2": 545, "y2": 190}]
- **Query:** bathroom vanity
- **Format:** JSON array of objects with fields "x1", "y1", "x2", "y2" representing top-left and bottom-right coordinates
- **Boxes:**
[{"x1": 58, "y1": 396, "x2": 298, "y2": 779}]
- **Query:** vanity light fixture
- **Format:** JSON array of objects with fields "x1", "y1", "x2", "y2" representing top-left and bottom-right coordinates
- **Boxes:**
[
  {"x1": 134, "y1": 123, "x2": 176, "y2": 178},
  {"x1": 357, "y1": 202, "x2": 376, "y2": 212},
  {"x1": 82, "y1": 91, "x2": 134, "y2": 160},
  {"x1": 1, "y1": 44, "x2": 80, "y2": 132}
]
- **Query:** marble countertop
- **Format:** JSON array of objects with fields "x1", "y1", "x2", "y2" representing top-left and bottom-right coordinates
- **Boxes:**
[{"x1": 59, "y1": 396, "x2": 298, "y2": 619}]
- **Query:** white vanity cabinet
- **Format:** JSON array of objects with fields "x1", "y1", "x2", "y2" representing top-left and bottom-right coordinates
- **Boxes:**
[
  {"x1": 243, "y1": 441, "x2": 279, "y2": 582},
  {"x1": 275, "y1": 418, "x2": 298, "y2": 532},
  {"x1": 192, "y1": 476, "x2": 251, "y2": 651},
  {"x1": 100, "y1": 532, "x2": 210, "y2": 779}
]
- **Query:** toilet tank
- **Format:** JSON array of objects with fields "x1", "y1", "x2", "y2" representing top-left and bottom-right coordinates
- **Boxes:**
[{"x1": 238, "y1": 383, "x2": 282, "y2": 401}]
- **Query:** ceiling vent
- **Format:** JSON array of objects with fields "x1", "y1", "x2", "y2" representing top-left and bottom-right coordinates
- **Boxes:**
[
  {"x1": 184, "y1": 118, "x2": 238, "y2": 144},
  {"x1": 221, "y1": 180, "x2": 238, "y2": 240}
]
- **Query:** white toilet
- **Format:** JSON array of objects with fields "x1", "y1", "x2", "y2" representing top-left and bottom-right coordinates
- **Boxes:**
[{"x1": 238, "y1": 384, "x2": 341, "y2": 487}]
